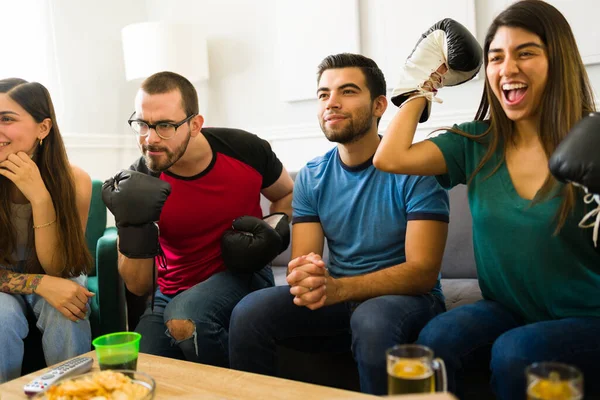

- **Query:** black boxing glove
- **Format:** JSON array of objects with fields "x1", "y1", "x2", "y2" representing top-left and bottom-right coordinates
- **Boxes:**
[
  {"x1": 550, "y1": 113, "x2": 600, "y2": 247},
  {"x1": 391, "y1": 18, "x2": 483, "y2": 122},
  {"x1": 221, "y1": 213, "x2": 290, "y2": 273},
  {"x1": 549, "y1": 113, "x2": 600, "y2": 195},
  {"x1": 102, "y1": 170, "x2": 171, "y2": 258}
]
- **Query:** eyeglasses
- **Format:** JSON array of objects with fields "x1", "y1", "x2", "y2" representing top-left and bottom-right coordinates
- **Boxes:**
[{"x1": 127, "y1": 112, "x2": 196, "y2": 140}]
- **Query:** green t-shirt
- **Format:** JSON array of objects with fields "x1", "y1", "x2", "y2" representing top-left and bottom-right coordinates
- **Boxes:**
[{"x1": 430, "y1": 120, "x2": 600, "y2": 323}]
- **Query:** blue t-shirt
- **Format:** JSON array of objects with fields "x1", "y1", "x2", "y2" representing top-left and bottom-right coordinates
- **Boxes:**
[
  {"x1": 292, "y1": 146, "x2": 450, "y2": 300},
  {"x1": 430, "y1": 121, "x2": 600, "y2": 322}
]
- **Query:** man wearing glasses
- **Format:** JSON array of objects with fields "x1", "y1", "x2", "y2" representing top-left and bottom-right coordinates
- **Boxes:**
[{"x1": 105, "y1": 71, "x2": 293, "y2": 366}]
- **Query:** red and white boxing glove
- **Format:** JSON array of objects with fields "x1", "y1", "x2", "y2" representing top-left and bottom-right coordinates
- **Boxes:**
[{"x1": 391, "y1": 18, "x2": 482, "y2": 122}]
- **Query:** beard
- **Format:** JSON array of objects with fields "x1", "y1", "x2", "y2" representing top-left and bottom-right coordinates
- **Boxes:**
[
  {"x1": 319, "y1": 104, "x2": 374, "y2": 145},
  {"x1": 142, "y1": 129, "x2": 191, "y2": 172}
]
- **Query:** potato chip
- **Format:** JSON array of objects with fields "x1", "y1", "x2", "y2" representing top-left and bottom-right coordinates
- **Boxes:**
[{"x1": 42, "y1": 370, "x2": 151, "y2": 400}]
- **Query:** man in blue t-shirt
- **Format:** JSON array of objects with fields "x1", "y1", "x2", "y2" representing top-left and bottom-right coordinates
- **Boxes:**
[{"x1": 229, "y1": 53, "x2": 449, "y2": 395}]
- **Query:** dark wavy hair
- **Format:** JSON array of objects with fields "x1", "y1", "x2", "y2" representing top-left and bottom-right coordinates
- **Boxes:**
[
  {"x1": 317, "y1": 53, "x2": 387, "y2": 125},
  {"x1": 0, "y1": 78, "x2": 92, "y2": 276},
  {"x1": 317, "y1": 53, "x2": 386, "y2": 100}
]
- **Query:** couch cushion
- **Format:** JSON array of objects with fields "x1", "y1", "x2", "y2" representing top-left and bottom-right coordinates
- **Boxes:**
[
  {"x1": 273, "y1": 266, "x2": 287, "y2": 286},
  {"x1": 441, "y1": 278, "x2": 482, "y2": 310}
]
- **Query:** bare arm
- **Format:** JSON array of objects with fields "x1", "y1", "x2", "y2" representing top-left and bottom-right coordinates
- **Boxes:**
[
  {"x1": 286, "y1": 222, "x2": 326, "y2": 275},
  {"x1": 0, "y1": 269, "x2": 94, "y2": 323},
  {"x1": 334, "y1": 220, "x2": 447, "y2": 301},
  {"x1": 291, "y1": 222, "x2": 325, "y2": 261},
  {"x1": 0, "y1": 153, "x2": 87, "y2": 276},
  {"x1": 72, "y1": 166, "x2": 92, "y2": 233},
  {"x1": 0, "y1": 269, "x2": 44, "y2": 294},
  {"x1": 30, "y1": 192, "x2": 61, "y2": 275},
  {"x1": 31, "y1": 166, "x2": 91, "y2": 276},
  {"x1": 0, "y1": 269, "x2": 94, "y2": 321},
  {"x1": 261, "y1": 167, "x2": 294, "y2": 218},
  {"x1": 373, "y1": 97, "x2": 448, "y2": 176},
  {"x1": 117, "y1": 248, "x2": 155, "y2": 296},
  {"x1": 286, "y1": 222, "x2": 328, "y2": 301}
]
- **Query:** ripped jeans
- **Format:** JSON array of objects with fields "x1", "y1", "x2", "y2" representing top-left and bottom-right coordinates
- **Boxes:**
[{"x1": 135, "y1": 267, "x2": 273, "y2": 367}]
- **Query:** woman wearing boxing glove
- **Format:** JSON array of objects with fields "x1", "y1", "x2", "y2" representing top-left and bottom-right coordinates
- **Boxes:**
[
  {"x1": 0, "y1": 78, "x2": 94, "y2": 382},
  {"x1": 374, "y1": 1, "x2": 600, "y2": 398}
]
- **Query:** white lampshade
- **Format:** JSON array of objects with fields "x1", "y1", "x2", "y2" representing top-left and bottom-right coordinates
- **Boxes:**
[{"x1": 121, "y1": 22, "x2": 209, "y2": 82}]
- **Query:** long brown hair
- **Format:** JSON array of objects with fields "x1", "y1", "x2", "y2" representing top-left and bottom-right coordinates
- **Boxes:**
[
  {"x1": 0, "y1": 78, "x2": 92, "y2": 277},
  {"x1": 452, "y1": 0, "x2": 595, "y2": 232}
]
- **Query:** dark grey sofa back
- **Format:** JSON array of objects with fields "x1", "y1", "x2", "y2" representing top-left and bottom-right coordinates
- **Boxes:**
[{"x1": 442, "y1": 185, "x2": 477, "y2": 279}]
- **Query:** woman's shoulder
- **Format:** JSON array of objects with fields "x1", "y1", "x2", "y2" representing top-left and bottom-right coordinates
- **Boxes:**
[
  {"x1": 430, "y1": 120, "x2": 490, "y2": 146},
  {"x1": 451, "y1": 120, "x2": 490, "y2": 136},
  {"x1": 70, "y1": 164, "x2": 92, "y2": 195}
]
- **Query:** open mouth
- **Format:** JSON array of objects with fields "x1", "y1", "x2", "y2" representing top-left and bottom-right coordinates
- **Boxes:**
[
  {"x1": 0, "y1": 142, "x2": 9, "y2": 147},
  {"x1": 502, "y1": 83, "x2": 528, "y2": 105}
]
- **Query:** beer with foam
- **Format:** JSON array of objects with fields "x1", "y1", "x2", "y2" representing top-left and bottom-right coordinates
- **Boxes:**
[
  {"x1": 387, "y1": 358, "x2": 434, "y2": 394},
  {"x1": 386, "y1": 344, "x2": 446, "y2": 395}
]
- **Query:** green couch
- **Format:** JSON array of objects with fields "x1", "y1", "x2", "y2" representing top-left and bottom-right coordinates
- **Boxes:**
[
  {"x1": 85, "y1": 179, "x2": 126, "y2": 338},
  {"x1": 22, "y1": 179, "x2": 125, "y2": 373}
]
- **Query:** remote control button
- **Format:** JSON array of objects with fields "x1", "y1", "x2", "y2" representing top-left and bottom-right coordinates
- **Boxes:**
[{"x1": 23, "y1": 356, "x2": 93, "y2": 396}]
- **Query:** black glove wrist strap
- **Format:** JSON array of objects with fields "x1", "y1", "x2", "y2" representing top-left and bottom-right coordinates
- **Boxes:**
[{"x1": 117, "y1": 223, "x2": 161, "y2": 259}]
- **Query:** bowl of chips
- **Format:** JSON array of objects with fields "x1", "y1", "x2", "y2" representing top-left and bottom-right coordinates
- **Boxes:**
[{"x1": 32, "y1": 369, "x2": 155, "y2": 400}]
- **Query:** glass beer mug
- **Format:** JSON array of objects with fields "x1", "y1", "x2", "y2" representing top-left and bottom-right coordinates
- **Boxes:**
[
  {"x1": 386, "y1": 344, "x2": 447, "y2": 395},
  {"x1": 526, "y1": 362, "x2": 583, "y2": 400}
]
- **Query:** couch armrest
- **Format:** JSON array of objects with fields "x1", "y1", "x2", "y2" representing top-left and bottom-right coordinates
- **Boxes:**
[{"x1": 92, "y1": 227, "x2": 126, "y2": 337}]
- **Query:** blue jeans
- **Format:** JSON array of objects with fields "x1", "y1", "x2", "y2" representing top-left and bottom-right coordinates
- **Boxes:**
[
  {"x1": 135, "y1": 267, "x2": 273, "y2": 367},
  {"x1": 0, "y1": 274, "x2": 91, "y2": 383},
  {"x1": 417, "y1": 300, "x2": 600, "y2": 400},
  {"x1": 229, "y1": 285, "x2": 445, "y2": 395}
]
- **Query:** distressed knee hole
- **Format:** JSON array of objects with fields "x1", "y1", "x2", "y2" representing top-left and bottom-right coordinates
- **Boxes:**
[{"x1": 166, "y1": 319, "x2": 195, "y2": 341}]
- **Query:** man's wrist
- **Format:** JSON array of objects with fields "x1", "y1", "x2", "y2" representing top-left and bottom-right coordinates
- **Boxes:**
[{"x1": 329, "y1": 276, "x2": 347, "y2": 304}]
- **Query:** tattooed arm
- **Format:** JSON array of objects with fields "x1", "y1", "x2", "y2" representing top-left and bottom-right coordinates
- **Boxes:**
[
  {"x1": 0, "y1": 269, "x2": 43, "y2": 294},
  {"x1": 0, "y1": 270, "x2": 95, "y2": 321}
]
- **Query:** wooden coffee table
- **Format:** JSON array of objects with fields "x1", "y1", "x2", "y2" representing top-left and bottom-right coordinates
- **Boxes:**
[{"x1": 0, "y1": 351, "x2": 456, "y2": 399}]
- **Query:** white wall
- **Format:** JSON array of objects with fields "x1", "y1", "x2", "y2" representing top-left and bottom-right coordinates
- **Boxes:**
[
  {"x1": 35, "y1": 0, "x2": 600, "y2": 177},
  {"x1": 45, "y1": 0, "x2": 147, "y2": 179}
]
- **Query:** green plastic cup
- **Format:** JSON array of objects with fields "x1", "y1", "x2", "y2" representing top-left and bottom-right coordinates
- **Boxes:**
[{"x1": 92, "y1": 332, "x2": 141, "y2": 371}]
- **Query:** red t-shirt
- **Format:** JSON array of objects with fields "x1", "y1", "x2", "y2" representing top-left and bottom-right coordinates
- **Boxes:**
[{"x1": 130, "y1": 128, "x2": 283, "y2": 295}]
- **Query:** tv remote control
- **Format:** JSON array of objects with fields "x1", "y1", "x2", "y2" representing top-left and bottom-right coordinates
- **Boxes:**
[{"x1": 23, "y1": 356, "x2": 94, "y2": 395}]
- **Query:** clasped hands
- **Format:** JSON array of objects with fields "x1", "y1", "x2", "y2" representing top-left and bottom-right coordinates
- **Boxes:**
[{"x1": 286, "y1": 252, "x2": 340, "y2": 310}]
